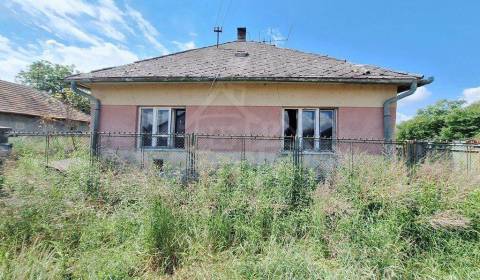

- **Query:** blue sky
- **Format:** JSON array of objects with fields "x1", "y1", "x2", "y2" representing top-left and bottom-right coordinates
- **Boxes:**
[{"x1": 1, "y1": 0, "x2": 479, "y2": 121}]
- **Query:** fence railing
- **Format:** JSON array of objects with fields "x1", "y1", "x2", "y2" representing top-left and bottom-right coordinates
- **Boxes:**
[{"x1": 4, "y1": 131, "x2": 480, "y2": 180}]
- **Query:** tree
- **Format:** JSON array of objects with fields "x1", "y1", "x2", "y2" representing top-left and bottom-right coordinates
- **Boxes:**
[
  {"x1": 397, "y1": 99, "x2": 480, "y2": 141},
  {"x1": 440, "y1": 102, "x2": 480, "y2": 140},
  {"x1": 15, "y1": 60, "x2": 90, "y2": 114}
]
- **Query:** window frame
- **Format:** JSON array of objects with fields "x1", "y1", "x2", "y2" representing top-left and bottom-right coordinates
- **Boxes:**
[
  {"x1": 137, "y1": 106, "x2": 185, "y2": 149},
  {"x1": 282, "y1": 108, "x2": 336, "y2": 152}
]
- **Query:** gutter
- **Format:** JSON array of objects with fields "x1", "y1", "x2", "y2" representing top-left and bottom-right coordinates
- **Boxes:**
[
  {"x1": 383, "y1": 76, "x2": 434, "y2": 141},
  {"x1": 70, "y1": 81, "x2": 101, "y2": 156}
]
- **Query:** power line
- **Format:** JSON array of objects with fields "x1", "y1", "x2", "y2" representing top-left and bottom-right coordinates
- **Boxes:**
[
  {"x1": 219, "y1": 0, "x2": 233, "y2": 27},
  {"x1": 214, "y1": 0, "x2": 224, "y2": 27},
  {"x1": 213, "y1": 0, "x2": 233, "y2": 46}
]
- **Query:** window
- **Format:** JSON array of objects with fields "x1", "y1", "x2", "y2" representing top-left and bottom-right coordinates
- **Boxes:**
[
  {"x1": 283, "y1": 109, "x2": 297, "y2": 150},
  {"x1": 283, "y1": 108, "x2": 335, "y2": 151},
  {"x1": 139, "y1": 107, "x2": 186, "y2": 148}
]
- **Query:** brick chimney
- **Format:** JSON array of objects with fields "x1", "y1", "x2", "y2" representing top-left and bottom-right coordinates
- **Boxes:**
[{"x1": 237, "y1": 27, "x2": 246, "y2": 42}]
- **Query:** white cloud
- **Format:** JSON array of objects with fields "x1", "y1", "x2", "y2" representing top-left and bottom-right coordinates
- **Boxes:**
[
  {"x1": 396, "y1": 112, "x2": 413, "y2": 124},
  {"x1": 41, "y1": 40, "x2": 138, "y2": 72},
  {"x1": 126, "y1": 5, "x2": 169, "y2": 55},
  {"x1": 0, "y1": 35, "x2": 32, "y2": 81},
  {"x1": 461, "y1": 86, "x2": 480, "y2": 105},
  {"x1": 8, "y1": 0, "x2": 135, "y2": 43},
  {"x1": 397, "y1": 86, "x2": 432, "y2": 107},
  {"x1": 10, "y1": 0, "x2": 101, "y2": 45},
  {"x1": 1, "y1": 1, "x2": 199, "y2": 81},
  {"x1": 0, "y1": 36, "x2": 138, "y2": 82},
  {"x1": 93, "y1": 0, "x2": 135, "y2": 41},
  {"x1": 172, "y1": 40, "x2": 196, "y2": 51}
]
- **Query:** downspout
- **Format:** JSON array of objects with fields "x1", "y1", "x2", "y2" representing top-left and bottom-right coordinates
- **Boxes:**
[
  {"x1": 383, "y1": 77, "x2": 434, "y2": 141},
  {"x1": 70, "y1": 81, "x2": 101, "y2": 156}
]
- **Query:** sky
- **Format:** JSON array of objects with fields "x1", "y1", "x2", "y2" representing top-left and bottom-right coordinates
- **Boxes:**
[{"x1": 1, "y1": 0, "x2": 479, "y2": 122}]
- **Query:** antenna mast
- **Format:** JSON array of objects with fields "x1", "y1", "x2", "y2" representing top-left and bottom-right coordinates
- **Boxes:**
[{"x1": 214, "y1": 26, "x2": 222, "y2": 48}]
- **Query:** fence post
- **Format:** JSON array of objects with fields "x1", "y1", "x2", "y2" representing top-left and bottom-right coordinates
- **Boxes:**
[
  {"x1": 350, "y1": 141, "x2": 353, "y2": 176},
  {"x1": 466, "y1": 144, "x2": 471, "y2": 174},
  {"x1": 292, "y1": 136, "x2": 299, "y2": 168},
  {"x1": 0, "y1": 127, "x2": 12, "y2": 173},
  {"x1": 45, "y1": 131, "x2": 50, "y2": 167},
  {"x1": 241, "y1": 137, "x2": 246, "y2": 162},
  {"x1": 186, "y1": 133, "x2": 196, "y2": 181},
  {"x1": 141, "y1": 135, "x2": 145, "y2": 169}
]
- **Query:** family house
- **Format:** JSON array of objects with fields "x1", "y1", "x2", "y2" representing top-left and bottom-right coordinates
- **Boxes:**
[
  {"x1": 66, "y1": 27, "x2": 432, "y2": 161},
  {"x1": 0, "y1": 80, "x2": 89, "y2": 132}
]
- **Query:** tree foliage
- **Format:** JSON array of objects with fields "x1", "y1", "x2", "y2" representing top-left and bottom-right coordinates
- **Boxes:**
[
  {"x1": 397, "y1": 99, "x2": 480, "y2": 141},
  {"x1": 16, "y1": 60, "x2": 90, "y2": 114}
]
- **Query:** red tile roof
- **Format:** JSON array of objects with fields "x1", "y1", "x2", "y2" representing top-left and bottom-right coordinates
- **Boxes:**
[
  {"x1": 0, "y1": 80, "x2": 90, "y2": 122},
  {"x1": 67, "y1": 41, "x2": 427, "y2": 91}
]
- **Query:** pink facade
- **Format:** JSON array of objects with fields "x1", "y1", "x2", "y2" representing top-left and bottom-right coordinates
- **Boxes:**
[
  {"x1": 99, "y1": 105, "x2": 137, "y2": 149},
  {"x1": 186, "y1": 106, "x2": 282, "y2": 136},
  {"x1": 98, "y1": 105, "x2": 394, "y2": 139},
  {"x1": 97, "y1": 105, "x2": 394, "y2": 152},
  {"x1": 99, "y1": 105, "x2": 137, "y2": 132},
  {"x1": 186, "y1": 106, "x2": 283, "y2": 152},
  {"x1": 337, "y1": 106, "x2": 395, "y2": 139},
  {"x1": 337, "y1": 107, "x2": 383, "y2": 139}
]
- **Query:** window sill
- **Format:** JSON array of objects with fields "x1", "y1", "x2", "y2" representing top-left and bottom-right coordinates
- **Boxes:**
[{"x1": 141, "y1": 147, "x2": 186, "y2": 152}]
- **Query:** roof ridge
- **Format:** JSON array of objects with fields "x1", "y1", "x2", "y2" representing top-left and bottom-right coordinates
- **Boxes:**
[{"x1": 134, "y1": 41, "x2": 239, "y2": 64}]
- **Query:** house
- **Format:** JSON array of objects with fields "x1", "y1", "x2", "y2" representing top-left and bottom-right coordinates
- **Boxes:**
[
  {"x1": 65, "y1": 27, "x2": 432, "y2": 163},
  {"x1": 0, "y1": 80, "x2": 90, "y2": 132}
]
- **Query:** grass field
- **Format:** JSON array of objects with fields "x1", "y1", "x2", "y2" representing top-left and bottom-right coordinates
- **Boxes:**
[{"x1": 0, "y1": 140, "x2": 479, "y2": 279}]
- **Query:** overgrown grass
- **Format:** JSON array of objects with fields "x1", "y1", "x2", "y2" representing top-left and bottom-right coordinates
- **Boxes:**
[{"x1": 0, "y1": 142, "x2": 479, "y2": 279}]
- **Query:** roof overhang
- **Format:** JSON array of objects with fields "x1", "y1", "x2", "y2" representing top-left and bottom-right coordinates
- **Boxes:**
[
  {"x1": 66, "y1": 76, "x2": 427, "y2": 93},
  {"x1": 0, "y1": 110, "x2": 90, "y2": 123}
]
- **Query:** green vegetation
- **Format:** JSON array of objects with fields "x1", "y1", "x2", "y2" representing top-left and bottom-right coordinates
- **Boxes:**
[
  {"x1": 16, "y1": 60, "x2": 90, "y2": 114},
  {"x1": 397, "y1": 100, "x2": 480, "y2": 141},
  {"x1": 1, "y1": 141, "x2": 480, "y2": 279}
]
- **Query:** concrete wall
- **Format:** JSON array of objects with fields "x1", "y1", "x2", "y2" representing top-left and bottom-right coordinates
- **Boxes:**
[{"x1": 0, "y1": 112, "x2": 88, "y2": 132}]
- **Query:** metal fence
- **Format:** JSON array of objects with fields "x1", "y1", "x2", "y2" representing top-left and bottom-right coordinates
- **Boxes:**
[{"x1": 5, "y1": 131, "x2": 480, "y2": 180}]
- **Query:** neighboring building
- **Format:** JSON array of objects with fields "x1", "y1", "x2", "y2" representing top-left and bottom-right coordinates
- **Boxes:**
[
  {"x1": 66, "y1": 27, "x2": 431, "y2": 159},
  {"x1": 0, "y1": 80, "x2": 90, "y2": 132}
]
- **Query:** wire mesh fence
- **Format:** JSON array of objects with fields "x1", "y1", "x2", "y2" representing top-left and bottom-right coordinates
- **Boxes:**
[{"x1": 5, "y1": 131, "x2": 480, "y2": 180}]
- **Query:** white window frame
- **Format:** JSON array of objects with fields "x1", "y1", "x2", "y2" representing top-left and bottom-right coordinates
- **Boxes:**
[
  {"x1": 138, "y1": 107, "x2": 185, "y2": 149},
  {"x1": 282, "y1": 108, "x2": 336, "y2": 151}
]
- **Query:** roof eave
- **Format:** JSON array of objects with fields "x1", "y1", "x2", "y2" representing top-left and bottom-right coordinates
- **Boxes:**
[
  {"x1": 0, "y1": 110, "x2": 89, "y2": 122},
  {"x1": 66, "y1": 76, "x2": 423, "y2": 87}
]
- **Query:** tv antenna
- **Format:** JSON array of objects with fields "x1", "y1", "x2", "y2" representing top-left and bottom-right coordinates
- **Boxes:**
[{"x1": 214, "y1": 26, "x2": 222, "y2": 48}]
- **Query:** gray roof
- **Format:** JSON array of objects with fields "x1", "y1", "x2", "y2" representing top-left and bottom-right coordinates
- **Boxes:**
[
  {"x1": 66, "y1": 41, "x2": 427, "y2": 90},
  {"x1": 0, "y1": 80, "x2": 90, "y2": 122}
]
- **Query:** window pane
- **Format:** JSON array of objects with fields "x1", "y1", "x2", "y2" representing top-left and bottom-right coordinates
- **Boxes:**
[
  {"x1": 283, "y1": 109, "x2": 297, "y2": 150},
  {"x1": 157, "y1": 109, "x2": 169, "y2": 147},
  {"x1": 302, "y1": 110, "x2": 315, "y2": 150},
  {"x1": 140, "y1": 109, "x2": 153, "y2": 147},
  {"x1": 173, "y1": 109, "x2": 185, "y2": 148},
  {"x1": 320, "y1": 110, "x2": 333, "y2": 151}
]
